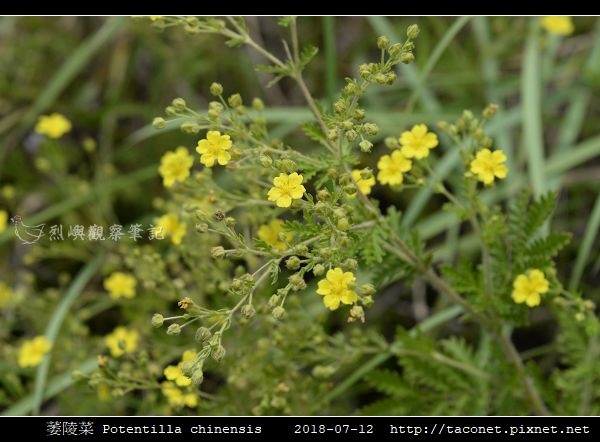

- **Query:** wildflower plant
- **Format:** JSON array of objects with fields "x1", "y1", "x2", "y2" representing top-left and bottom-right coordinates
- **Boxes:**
[{"x1": 8, "y1": 17, "x2": 595, "y2": 417}]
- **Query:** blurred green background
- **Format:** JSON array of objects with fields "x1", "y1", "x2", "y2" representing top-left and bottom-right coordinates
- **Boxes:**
[{"x1": 0, "y1": 16, "x2": 599, "y2": 415}]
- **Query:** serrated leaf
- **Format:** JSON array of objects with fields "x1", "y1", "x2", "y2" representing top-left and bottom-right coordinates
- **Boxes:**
[
  {"x1": 441, "y1": 258, "x2": 480, "y2": 296},
  {"x1": 365, "y1": 369, "x2": 410, "y2": 396},
  {"x1": 524, "y1": 191, "x2": 557, "y2": 238},
  {"x1": 225, "y1": 36, "x2": 246, "y2": 48},
  {"x1": 302, "y1": 122, "x2": 325, "y2": 143},
  {"x1": 359, "y1": 225, "x2": 386, "y2": 266},
  {"x1": 526, "y1": 232, "x2": 571, "y2": 258},
  {"x1": 359, "y1": 397, "x2": 406, "y2": 416},
  {"x1": 299, "y1": 45, "x2": 318, "y2": 69}
]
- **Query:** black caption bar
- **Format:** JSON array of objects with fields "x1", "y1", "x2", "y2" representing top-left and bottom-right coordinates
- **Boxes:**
[{"x1": 0, "y1": 416, "x2": 596, "y2": 441}]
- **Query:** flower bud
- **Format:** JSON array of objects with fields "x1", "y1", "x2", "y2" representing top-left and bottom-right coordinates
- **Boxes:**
[
  {"x1": 152, "y1": 117, "x2": 166, "y2": 129},
  {"x1": 313, "y1": 264, "x2": 325, "y2": 276},
  {"x1": 387, "y1": 43, "x2": 402, "y2": 57},
  {"x1": 210, "y1": 82, "x2": 223, "y2": 96},
  {"x1": 167, "y1": 324, "x2": 181, "y2": 336},
  {"x1": 252, "y1": 98, "x2": 264, "y2": 111},
  {"x1": 259, "y1": 155, "x2": 273, "y2": 167},
  {"x1": 241, "y1": 304, "x2": 256, "y2": 319},
  {"x1": 227, "y1": 93, "x2": 242, "y2": 107},
  {"x1": 400, "y1": 52, "x2": 415, "y2": 64},
  {"x1": 211, "y1": 246, "x2": 226, "y2": 258},
  {"x1": 406, "y1": 24, "x2": 420, "y2": 39},
  {"x1": 151, "y1": 313, "x2": 164, "y2": 328},
  {"x1": 376, "y1": 35, "x2": 390, "y2": 49},
  {"x1": 337, "y1": 217, "x2": 350, "y2": 231},
  {"x1": 268, "y1": 294, "x2": 281, "y2": 308},
  {"x1": 286, "y1": 256, "x2": 301, "y2": 270},
  {"x1": 212, "y1": 345, "x2": 226, "y2": 362},
  {"x1": 195, "y1": 327, "x2": 211, "y2": 343},
  {"x1": 359, "y1": 140, "x2": 373, "y2": 152},
  {"x1": 272, "y1": 306, "x2": 285, "y2": 319},
  {"x1": 192, "y1": 369, "x2": 204, "y2": 385},
  {"x1": 172, "y1": 97, "x2": 186, "y2": 111}
]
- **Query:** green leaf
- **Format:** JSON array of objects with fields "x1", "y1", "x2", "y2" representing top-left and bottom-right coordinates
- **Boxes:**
[
  {"x1": 302, "y1": 122, "x2": 325, "y2": 143},
  {"x1": 524, "y1": 192, "x2": 557, "y2": 238},
  {"x1": 365, "y1": 369, "x2": 410, "y2": 396},
  {"x1": 526, "y1": 232, "x2": 571, "y2": 260},
  {"x1": 299, "y1": 45, "x2": 319, "y2": 70},
  {"x1": 441, "y1": 258, "x2": 480, "y2": 296},
  {"x1": 359, "y1": 225, "x2": 386, "y2": 266}
]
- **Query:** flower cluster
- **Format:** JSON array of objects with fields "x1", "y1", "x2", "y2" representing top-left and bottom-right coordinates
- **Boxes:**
[{"x1": 161, "y1": 350, "x2": 198, "y2": 408}]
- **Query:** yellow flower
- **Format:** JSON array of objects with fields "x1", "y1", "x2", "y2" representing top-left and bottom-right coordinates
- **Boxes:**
[
  {"x1": 351, "y1": 169, "x2": 376, "y2": 196},
  {"x1": 0, "y1": 210, "x2": 7, "y2": 233},
  {"x1": 103, "y1": 272, "x2": 136, "y2": 299},
  {"x1": 161, "y1": 381, "x2": 198, "y2": 408},
  {"x1": 0, "y1": 281, "x2": 12, "y2": 308},
  {"x1": 469, "y1": 148, "x2": 508, "y2": 186},
  {"x1": 163, "y1": 365, "x2": 192, "y2": 387},
  {"x1": 18, "y1": 336, "x2": 52, "y2": 368},
  {"x1": 316, "y1": 267, "x2": 358, "y2": 311},
  {"x1": 156, "y1": 213, "x2": 186, "y2": 245},
  {"x1": 541, "y1": 16, "x2": 574, "y2": 36},
  {"x1": 267, "y1": 172, "x2": 306, "y2": 208},
  {"x1": 377, "y1": 150, "x2": 412, "y2": 186},
  {"x1": 196, "y1": 130, "x2": 232, "y2": 167},
  {"x1": 399, "y1": 124, "x2": 438, "y2": 159},
  {"x1": 158, "y1": 147, "x2": 194, "y2": 188},
  {"x1": 257, "y1": 219, "x2": 293, "y2": 250},
  {"x1": 150, "y1": 16, "x2": 163, "y2": 21},
  {"x1": 181, "y1": 350, "x2": 196, "y2": 362},
  {"x1": 105, "y1": 326, "x2": 139, "y2": 358},
  {"x1": 511, "y1": 269, "x2": 550, "y2": 307},
  {"x1": 35, "y1": 113, "x2": 72, "y2": 139}
]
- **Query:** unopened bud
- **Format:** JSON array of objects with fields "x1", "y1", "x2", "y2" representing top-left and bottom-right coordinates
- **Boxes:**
[
  {"x1": 227, "y1": 93, "x2": 242, "y2": 108},
  {"x1": 241, "y1": 304, "x2": 256, "y2": 319},
  {"x1": 167, "y1": 324, "x2": 181, "y2": 336},
  {"x1": 172, "y1": 97, "x2": 186, "y2": 111},
  {"x1": 359, "y1": 140, "x2": 373, "y2": 152},
  {"x1": 272, "y1": 306, "x2": 285, "y2": 319},
  {"x1": 212, "y1": 345, "x2": 226, "y2": 362},
  {"x1": 195, "y1": 327, "x2": 211, "y2": 343},
  {"x1": 211, "y1": 246, "x2": 226, "y2": 258},
  {"x1": 210, "y1": 82, "x2": 223, "y2": 96},
  {"x1": 406, "y1": 24, "x2": 420, "y2": 39},
  {"x1": 286, "y1": 256, "x2": 301, "y2": 270},
  {"x1": 152, "y1": 117, "x2": 166, "y2": 129},
  {"x1": 151, "y1": 313, "x2": 164, "y2": 328},
  {"x1": 252, "y1": 97, "x2": 264, "y2": 111},
  {"x1": 377, "y1": 35, "x2": 390, "y2": 49}
]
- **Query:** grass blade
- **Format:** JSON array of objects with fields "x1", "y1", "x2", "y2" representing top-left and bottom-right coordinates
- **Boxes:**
[
  {"x1": 2, "y1": 358, "x2": 97, "y2": 416},
  {"x1": 322, "y1": 16, "x2": 337, "y2": 108},
  {"x1": 405, "y1": 16, "x2": 471, "y2": 112},
  {"x1": 32, "y1": 254, "x2": 104, "y2": 414},
  {"x1": 522, "y1": 20, "x2": 546, "y2": 198},
  {"x1": 569, "y1": 194, "x2": 600, "y2": 291}
]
